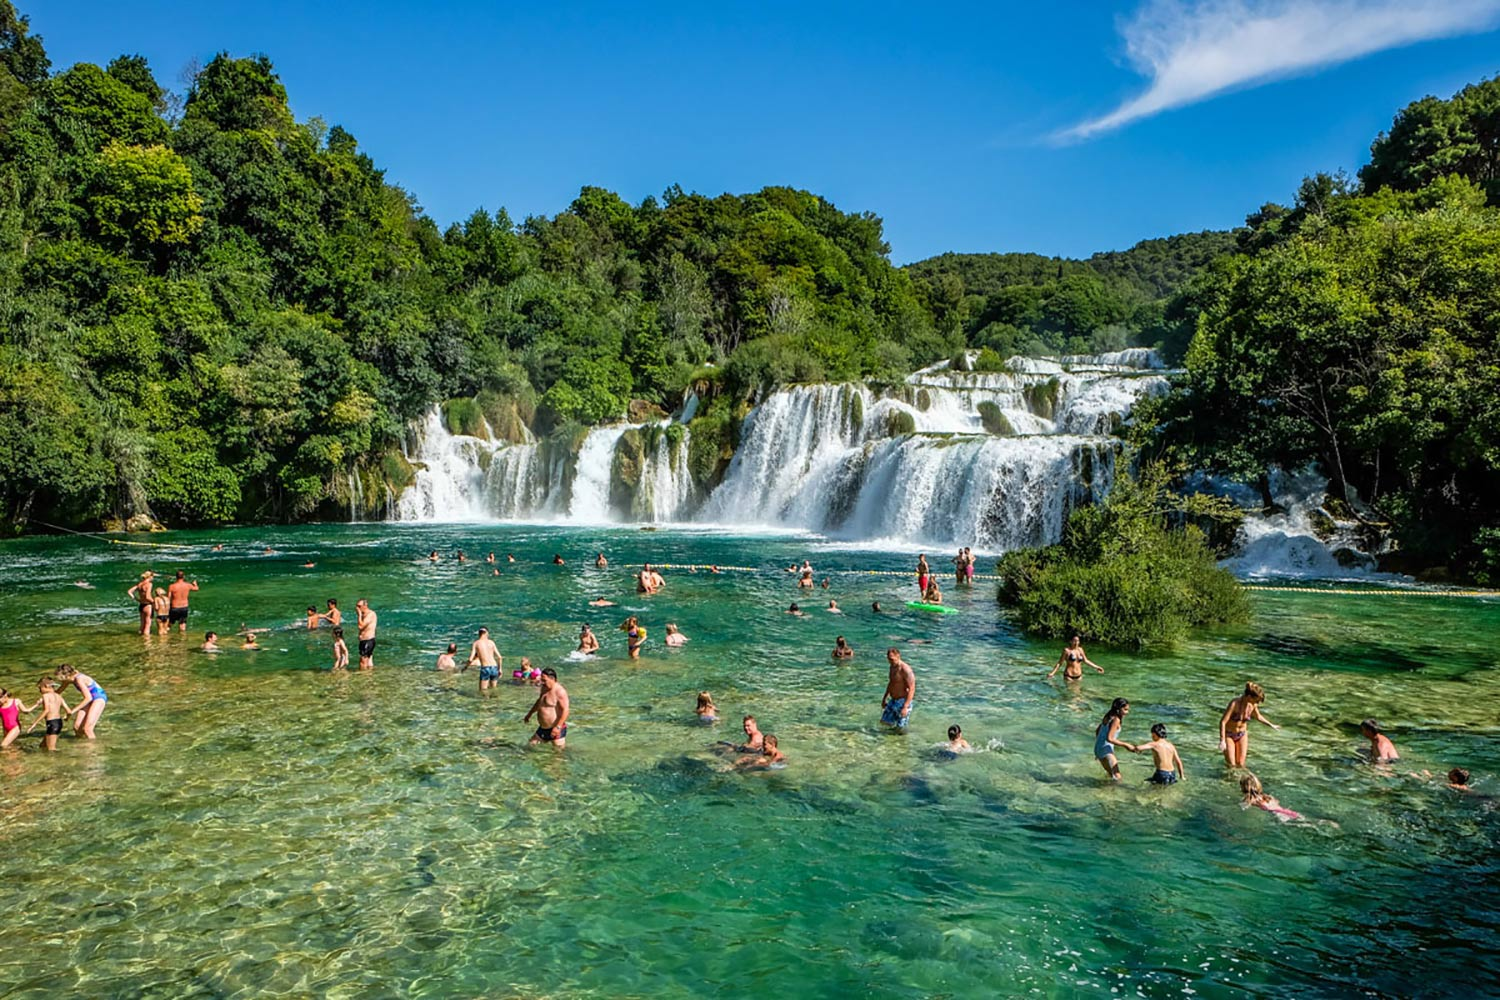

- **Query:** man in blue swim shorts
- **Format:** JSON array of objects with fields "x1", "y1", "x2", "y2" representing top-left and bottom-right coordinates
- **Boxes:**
[
  {"x1": 881, "y1": 648, "x2": 915, "y2": 731},
  {"x1": 465, "y1": 627, "x2": 502, "y2": 693}
]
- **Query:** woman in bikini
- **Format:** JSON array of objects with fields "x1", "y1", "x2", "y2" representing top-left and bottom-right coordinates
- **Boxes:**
[
  {"x1": 126, "y1": 571, "x2": 155, "y2": 636},
  {"x1": 1048, "y1": 634, "x2": 1103, "y2": 681},
  {"x1": 1218, "y1": 681, "x2": 1280, "y2": 768}
]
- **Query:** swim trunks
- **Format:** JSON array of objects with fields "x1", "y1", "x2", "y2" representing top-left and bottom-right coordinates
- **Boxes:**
[
  {"x1": 881, "y1": 698, "x2": 910, "y2": 728},
  {"x1": 478, "y1": 665, "x2": 499, "y2": 682},
  {"x1": 535, "y1": 725, "x2": 568, "y2": 742},
  {"x1": 168, "y1": 607, "x2": 189, "y2": 625},
  {"x1": 46, "y1": 718, "x2": 63, "y2": 735},
  {"x1": 1148, "y1": 769, "x2": 1179, "y2": 785},
  {"x1": 358, "y1": 639, "x2": 376, "y2": 658}
]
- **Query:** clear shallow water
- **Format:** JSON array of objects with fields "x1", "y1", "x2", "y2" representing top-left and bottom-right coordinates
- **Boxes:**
[{"x1": 1, "y1": 524, "x2": 1497, "y2": 998}]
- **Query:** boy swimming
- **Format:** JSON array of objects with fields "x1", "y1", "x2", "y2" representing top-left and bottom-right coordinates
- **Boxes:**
[
  {"x1": 946, "y1": 725, "x2": 971, "y2": 752},
  {"x1": 1360, "y1": 719, "x2": 1400, "y2": 763},
  {"x1": 436, "y1": 643, "x2": 458, "y2": 670}
]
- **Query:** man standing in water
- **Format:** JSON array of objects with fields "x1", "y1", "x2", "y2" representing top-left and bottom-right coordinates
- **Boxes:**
[
  {"x1": 166, "y1": 570, "x2": 199, "y2": 632},
  {"x1": 881, "y1": 648, "x2": 915, "y2": 731},
  {"x1": 355, "y1": 599, "x2": 378, "y2": 670},
  {"x1": 465, "y1": 627, "x2": 502, "y2": 692},
  {"x1": 525, "y1": 668, "x2": 570, "y2": 748}
]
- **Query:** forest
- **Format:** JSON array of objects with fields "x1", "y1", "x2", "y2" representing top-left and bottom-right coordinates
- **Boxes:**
[{"x1": 1, "y1": 2, "x2": 1497, "y2": 580}]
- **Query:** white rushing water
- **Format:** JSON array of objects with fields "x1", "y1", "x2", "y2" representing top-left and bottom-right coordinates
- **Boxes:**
[
  {"x1": 392, "y1": 351, "x2": 1169, "y2": 549},
  {"x1": 1209, "y1": 467, "x2": 1384, "y2": 579}
]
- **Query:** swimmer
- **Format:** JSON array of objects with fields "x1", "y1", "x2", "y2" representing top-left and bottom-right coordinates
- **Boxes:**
[
  {"x1": 73, "y1": 580, "x2": 94, "y2": 589},
  {"x1": 737, "y1": 715, "x2": 765, "y2": 752},
  {"x1": 202, "y1": 631, "x2": 220, "y2": 652},
  {"x1": 922, "y1": 580, "x2": 942, "y2": 605},
  {"x1": 0, "y1": 687, "x2": 23, "y2": 749},
  {"x1": 871, "y1": 601, "x2": 882, "y2": 613},
  {"x1": 306, "y1": 606, "x2": 321, "y2": 630},
  {"x1": 786, "y1": 603, "x2": 805, "y2": 617},
  {"x1": 301, "y1": 562, "x2": 315, "y2": 569},
  {"x1": 553, "y1": 554, "x2": 565, "y2": 565},
  {"x1": 507, "y1": 554, "x2": 516, "y2": 563},
  {"x1": 577, "y1": 624, "x2": 600, "y2": 655},
  {"x1": 513, "y1": 657, "x2": 540, "y2": 684},
  {"x1": 881, "y1": 648, "x2": 916, "y2": 731},
  {"x1": 1447, "y1": 767, "x2": 1471, "y2": 791},
  {"x1": 664, "y1": 623, "x2": 688, "y2": 647},
  {"x1": 152, "y1": 587, "x2": 170, "y2": 635},
  {"x1": 637, "y1": 564, "x2": 660, "y2": 595},
  {"x1": 946, "y1": 725, "x2": 971, "y2": 752},
  {"x1": 1240, "y1": 773, "x2": 1302, "y2": 821},
  {"x1": 589, "y1": 597, "x2": 617, "y2": 607},
  {"x1": 595, "y1": 552, "x2": 608, "y2": 568},
  {"x1": 821, "y1": 578, "x2": 831, "y2": 590},
  {"x1": 428, "y1": 550, "x2": 440, "y2": 562},
  {"x1": 696, "y1": 691, "x2": 717, "y2": 723},
  {"x1": 1094, "y1": 698, "x2": 1136, "y2": 781},
  {"x1": 212, "y1": 544, "x2": 224, "y2": 552},
  {"x1": 127, "y1": 571, "x2": 155, "y2": 636},
  {"x1": 492, "y1": 568, "x2": 500, "y2": 576},
  {"x1": 456, "y1": 550, "x2": 466, "y2": 563},
  {"x1": 465, "y1": 627, "x2": 502, "y2": 691},
  {"x1": 262, "y1": 547, "x2": 275, "y2": 555},
  {"x1": 826, "y1": 599, "x2": 842, "y2": 613},
  {"x1": 709, "y1": 565, "x2": 721, "y2": 574},
  {"x1": 319, "y1": 598, "x2": 342, "y2": 628},
  {"x1": 242, "y1": 634, "x2": 261, "y2": 650},
  {"x1": 1133, "y1": 723, "x2": 1185, "y2": 785},
  {"x1": 436, "y1": 643, "x2": 458, "y2": 671},
  {"x1": 738, "y1": 734, "x2": 784, "y2": 768},
  {"x1": 798, "y1": 567, "x2": 814, "y2": 589},
  {"x1": 1360, "y1": 719, "x2": 1400, "y2": 763},
  {"x1": 832, "y1": 635, "x2": 854, "y2": 660},
  {"x1": 331, "y1": 628, "x2": 348, "y2": 670},
  {"x1": 524, "y1": 668, "x2": 569, "y2": 748},
  {"x1": 1218, "y1": 682, "x2": 1279, "y2": 768},
  {"x1": 486, "y1": 552, "x2": 496, "y2": 564},
  {"x1": 1048, "y1": 634, "x2": 1103, "y2": 681},
  {"x1": 56, "y1": 664, "x2": 107, "y2": 739},
  {"x1": 25, "y1": 678, "x2": 71, "y2": 751},
  {"x1": 619, "y1": 616, "x2": 647, "y2": 659}
]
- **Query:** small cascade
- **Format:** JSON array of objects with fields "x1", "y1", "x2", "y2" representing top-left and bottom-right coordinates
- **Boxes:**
[
  {"x1": 395, "y1": 407, "x2": 507, "y2": 521},
  {"x1": 569, "y1": 425, "x2": 632, "y2": 523},
  {"x1": 1211, "y1": 468, "x2": 1382, "y2": 578}
]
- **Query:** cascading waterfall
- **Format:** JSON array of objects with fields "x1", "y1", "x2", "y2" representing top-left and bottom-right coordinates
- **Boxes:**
[{"x1": 392, "y1": 351, "x2": 1167, "y2": 549}]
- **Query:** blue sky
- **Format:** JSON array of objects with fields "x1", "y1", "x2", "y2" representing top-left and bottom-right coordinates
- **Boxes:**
[{"x1": 30, "y1": 1, "x2": 1500, "y2": 262}]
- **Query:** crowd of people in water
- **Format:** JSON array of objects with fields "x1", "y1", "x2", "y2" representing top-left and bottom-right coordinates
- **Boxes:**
[{"x1": 1, "y1": 545, "x2": 1479, "y2": 802}]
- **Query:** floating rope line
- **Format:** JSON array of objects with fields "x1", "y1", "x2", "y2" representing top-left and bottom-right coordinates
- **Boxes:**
[
  {"x1": 25, "y1": 518, "x2": 195, "y2": 550},
  {"x1": 1241, "y1": 585, "x2": 1499, "y2": 599}
]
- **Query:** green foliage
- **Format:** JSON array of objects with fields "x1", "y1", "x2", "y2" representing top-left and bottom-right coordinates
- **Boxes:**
[
  {"x1": 441, "y1": 397, "x2": 486, "y2": 438},
  {"x1": 85, "y1": 141, "x2": 204, "y2": 249},
  {"x1": 997, "y1": 463, "x2": 1249, "y2": 649},
  {"x1": 976, "y1": 400, "x2": 1013, "y2": 435},
  {"x1": 1361, "y1": 74, "x2": 1500, "y2": 202}
]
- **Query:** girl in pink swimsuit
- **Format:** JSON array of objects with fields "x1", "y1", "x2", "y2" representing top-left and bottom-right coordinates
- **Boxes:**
[
  {"x1": 0, "y1": 688, "x2": 22, "y2": 748},
  {"x1": 1241, "y1": 773, "x2": 1302, "y2": 821}
]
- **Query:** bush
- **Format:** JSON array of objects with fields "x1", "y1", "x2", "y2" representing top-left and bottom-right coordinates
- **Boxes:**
[
  {"x1": 996, "y1": 463, "x2": 1249, "y2": 649},
  {"x1": 977, "y1": 400, "x2": 1014, "y2": 435}
]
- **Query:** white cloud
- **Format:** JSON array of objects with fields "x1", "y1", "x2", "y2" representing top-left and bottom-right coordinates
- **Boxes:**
[{"x1": 1062, "y1": 0, "x2": 1500, "y2": 140}]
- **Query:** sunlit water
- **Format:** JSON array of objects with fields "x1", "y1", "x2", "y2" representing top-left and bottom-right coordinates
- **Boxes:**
[{"x1": 2, "y1": 524, "x2": 1497, "y2": 997}]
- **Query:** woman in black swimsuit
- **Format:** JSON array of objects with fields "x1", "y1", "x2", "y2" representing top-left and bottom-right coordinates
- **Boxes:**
[{"x1": 1048, "y1": 634, "x2": 1103, "y2": 682}]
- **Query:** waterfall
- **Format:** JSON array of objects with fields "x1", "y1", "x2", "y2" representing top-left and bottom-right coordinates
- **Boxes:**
[
  {"x1": 1209, "y1": 467, "x2": 1383, "y2": 578},
  {"x1": 392, "y1": 350, "x2": 1166, "y2": 548}
]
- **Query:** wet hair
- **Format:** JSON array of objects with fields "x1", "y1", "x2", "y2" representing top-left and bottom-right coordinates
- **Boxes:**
[
  {"x1": 541, "y1": 667, "x2": 558, "y2": 680},
  {"x1": 55, "y1": 664, "x2": 77, "y2": 680},
  {"x1": 204, "y1": 631, "x2": 217, "y2": 640},
  {"x1": 37, "y1": 677, "x2": 57, "y2": 690},
  {"x1": 0, "y1": 688, "x2": 8, "y2": 700},
  {"x1": 763, "y1": 735, "x2": 778, "y2": 751},
  {"x1": 307, "y1": 606, "x2": 318, "y2": 614},
  {"x1": 1151, "y1": 723, "x2": 1168, "y2": 738},
  {"x1": 1244, "y1": 682, "x2": 1265, "y2": 702},
  {"x1": 1097, "y1": 698, "x2": 1129, "y2": 733},
  {"x1": 478, "y1": 627, "x2": 489, "y2": 635},
  {"x1": 871, "y1": 602, "x2": 882, "y2": 612},
  {"x1": 176, "y1": 569, "x2": 186, "y2": 579},
  {"x1": 326, "y1": 598, "x2": 337, "y2": 607},
  {"x1": 1361, "y1": 718, "x2": 1382, "y2": 734},
  {"x1": 1070, "y1": 634, "x2": 1081, "y2": 643},
  {"x1": 332, "y1": 627, "x2": 344, "y2": 638},
  {"x1": 835, "y1": 635, "x2": 847, "y2": 645},
  {"x1": 446, "y1": 643, "x2": 458, "y2": 654},
  {"x1": 948, "y1": 725, "x2": 962, "y2": 740},
  {"x1": 697, "y1": 691, "x2": 714, "y2": 708},
  {"x1": 788, "y1": 603, "x2": 800, "y2": 612},
  {"x1": 743, "y1": 715, "x2": 756, "y2": 725},
  {"x1": 1240, "y1": 773, "x2": 1263, "y2": 795},
  {"x1": 1449, "y1": 767, "x2": 1470, "y2": 785}
]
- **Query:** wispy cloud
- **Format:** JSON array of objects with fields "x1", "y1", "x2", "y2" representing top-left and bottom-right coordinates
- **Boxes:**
[{"x1": 1061, "y1": 0, "x2": 1500, "y2": 140}]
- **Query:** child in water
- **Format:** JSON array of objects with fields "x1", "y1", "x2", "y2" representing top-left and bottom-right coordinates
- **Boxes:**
[
  {"x1": 202, "y1": 631, "x2": 219, "y2": 651},
  {"x1": 1094, "y1": 698, "x2": 1136, "y2": 781},
  {"x1": 665, "y1": 623, "x2": 688, "y2": 647},
  {"x1": 153, "y1": 588, "x2": 171, "y2": 635},
  {"x1": 306, "y1": 606, "x2": 321, "y2": 629},
  {"x1": 331, "y1": 627, "x2": 349, "y2": 671},
  {"x1": 26, "y1": 678, "x2": 71, "y2": 751},
  {"x1": 0, "y1": 687, "x2": 23, "y2": 748},
  {"x1": 1360, "y1": 719, "x2": 1400, "y2": 763},
  {"x1": 1240, "y1": 773, "x2": 1302, "y2": 821},
  {"x1": 696, "y1": 691, "x2": 717, "y2": 723},
  {"x1": 1132, "y1": 723, "x2": 1186, "y2": 785},
  {"x1": 739, "y1": 734, "x2": 784, "y2": 768},
  {"x1": 946, "y1": 725, "x2": 971, "y2": 752},
  {"x1": 436, "y1": 643, "x2": 458, "y2": 670},
  {"x1": 512, "y1": 657, "x2": 541, "y2": 684}
]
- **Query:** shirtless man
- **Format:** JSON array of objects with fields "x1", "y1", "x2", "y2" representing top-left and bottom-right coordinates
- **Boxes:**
[
  {"x1": 637, "y1": 564, "x2": 660, "y2": 595},
  {"x1": 881, "y1": 648, "x2": 916, "y2": 731},
  {"x1": 465, "y1": 626, "x2": 502, "y2": 690},
  {"x1": 525, "y1": 668, "x2": 570, "y2": 748},
  {"x1": 595, "y1": 552, "x2": 608, "y2": 568},
  {"x1": 736, "y1": 715, "x2": 765, "y2": 752},
  {"x1": 832, "y1": 635, "x2": 854, "y2": 660},
  {"x1": 167, "y1": 570, "x2": 199, "y2": 632},
  {"x1": 355, "y1": 599, "x2": 378, "y2": 670},
  {"x1": 319, "y1": 598, "x2": 342, "y2": 628},
  {"x1": 577, "y1": 624, "x2": 600, "y2": 655}
]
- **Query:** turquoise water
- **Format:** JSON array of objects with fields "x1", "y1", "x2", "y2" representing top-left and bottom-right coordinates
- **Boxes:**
[{"x1": 2, "y1": 524, "x2": 1497, "y2": 997}]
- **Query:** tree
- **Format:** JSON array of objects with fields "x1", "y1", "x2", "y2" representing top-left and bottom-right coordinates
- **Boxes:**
[{"x1": 85, "y1": 141, "x2": 204, "y2": 251}]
